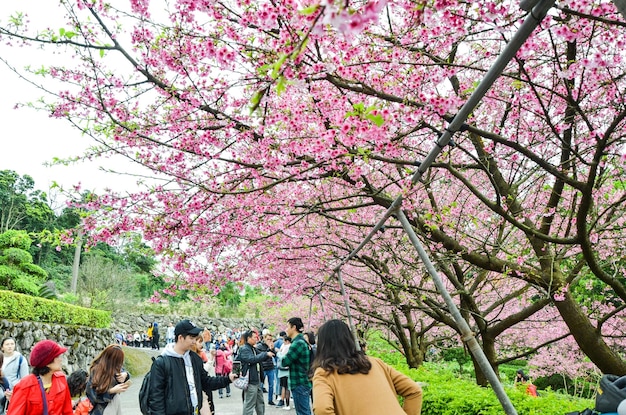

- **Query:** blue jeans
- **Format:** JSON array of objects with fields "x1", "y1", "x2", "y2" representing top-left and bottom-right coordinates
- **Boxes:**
[
  {"x1": 218, "y1": 377, "x2": 231, "y2": 397},
  {"x1": 265, "y1": 368, "x2": 276, "y2": 402},
  {"x1": 291, "y1": 384, "x2": 312, "y2": 415}
]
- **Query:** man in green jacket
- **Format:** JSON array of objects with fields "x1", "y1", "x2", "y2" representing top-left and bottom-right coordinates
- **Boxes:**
[{"x1": 281, "y1": 317, "x2": 312, "y2": 415}]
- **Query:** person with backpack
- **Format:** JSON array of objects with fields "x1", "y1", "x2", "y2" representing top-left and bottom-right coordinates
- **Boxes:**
[
  {"x1": 0, "y1": 338, "x2": 28, "y2": 389},
  {"x1": 145, "y1": 319, "x2": 237, "y2": 415},
  {"x1": 215, "y1": 343, "x2": 232, "y2": 398}
]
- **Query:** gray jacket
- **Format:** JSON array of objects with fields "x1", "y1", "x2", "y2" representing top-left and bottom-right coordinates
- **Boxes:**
[
  {"x1": 237, "y1": 343, "x2": 271, "y2": 385},
  {"x1": 3, "y1": 353, "x2": 28, "y2": 388}
]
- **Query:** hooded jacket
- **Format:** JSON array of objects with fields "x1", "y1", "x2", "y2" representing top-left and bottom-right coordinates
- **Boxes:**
[
  {"x1": 2, "y1": 353, "x2": 29, "y2": 389},
  {"x1": 148, "y1": 343, "x2": 230, "y2": 415}
]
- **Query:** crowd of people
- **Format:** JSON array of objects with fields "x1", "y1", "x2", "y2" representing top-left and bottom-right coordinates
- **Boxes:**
[
  {"x1": 113, "y1": 322, "x2": 161, "y2": 350},
  {"x1": 0, "y1": 317, "x2": 424, "y2": 415}
]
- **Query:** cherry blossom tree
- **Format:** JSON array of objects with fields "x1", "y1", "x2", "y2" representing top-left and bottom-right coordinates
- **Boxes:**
[{"x1": 1, "y1": 0, "x2": 626, "y2": 377}]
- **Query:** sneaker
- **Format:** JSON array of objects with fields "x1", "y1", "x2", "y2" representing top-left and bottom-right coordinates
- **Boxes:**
[
  {"x1": 283, "y1": 406, "x2": 291, "y2": 410},
  {"x1": 268, "y1": 401, "x2": 276, "y2": 406},
  {"x1": 226, "y1": 394, "x2": 231, "y2": 397},
  {"x1": 276, "y1": 400, "x2": 285, "y2": 408},
  {"x1": 219, "y1": 395, "x2": 223, "y2": 398}
]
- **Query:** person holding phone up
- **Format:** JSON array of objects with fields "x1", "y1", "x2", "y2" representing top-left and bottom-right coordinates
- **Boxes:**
[
  {"x1": 237, "y1": 331, "x2": 275, "y2": 415},
  {"x1": 86, "y1": 345, "x2": 131, "y2": 415}
]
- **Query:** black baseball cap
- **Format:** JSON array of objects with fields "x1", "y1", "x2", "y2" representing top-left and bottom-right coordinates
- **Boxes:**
[{"x1": 175, "y1": 319, "x2": 202, "y2": 337}]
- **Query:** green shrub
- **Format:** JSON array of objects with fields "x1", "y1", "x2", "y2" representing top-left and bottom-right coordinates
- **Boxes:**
[
  {"x1": 20, "y1": 262, "x2": 48, "y2": 280},
  {"x1": 0, "y1": 230, "x2": 31, "y2": 251},
  {"x1": 0, "y1": 264, "x2": 21, "y2": 287},
  {"x1": 2, "y1": 247, "x2": 33, "y2": 265},
  {"x1": 370, "y1": 352, "x2": 594, "y2": 415},
  {"x1": 11, "y1": 276, "x2": 40, "y2": 296},
  {"x1": 0, "y1": 289, "x2": 111, "y2": 328}
]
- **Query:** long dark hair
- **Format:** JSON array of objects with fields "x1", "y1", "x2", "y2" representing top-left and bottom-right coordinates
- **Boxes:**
[
  {"x1": 89, "y1": 345, "x2": 125, "y2": 394},
  {"x1": 311, "y1": 319, "x2": 371, "y2": 375}
]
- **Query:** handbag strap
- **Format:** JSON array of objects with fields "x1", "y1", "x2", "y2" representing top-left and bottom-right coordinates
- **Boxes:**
[{"x1": 36, "y1": 376, "x2": 49, "y2": 415}]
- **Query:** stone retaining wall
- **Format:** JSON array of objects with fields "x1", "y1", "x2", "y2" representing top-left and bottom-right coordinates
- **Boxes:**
[
  {"x1": 1, "y1": 314, "x2": 264, "y2": 375},
  {"x1": 0, "y1": 319, "x2": 114, "y2": 375}
]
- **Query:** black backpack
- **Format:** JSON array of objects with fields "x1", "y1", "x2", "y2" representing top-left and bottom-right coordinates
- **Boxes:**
[
  {"x1": 596, "y1": 374, "x2": 626, "y2": 413},
  {"x1": 139, "y1": 355, "x2": 169, "y2": 415}
]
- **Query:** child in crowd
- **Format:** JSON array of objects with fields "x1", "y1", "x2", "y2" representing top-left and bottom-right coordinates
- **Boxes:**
[{"x1": 67, "y1": 369, "x2": 93, "y2": 415}]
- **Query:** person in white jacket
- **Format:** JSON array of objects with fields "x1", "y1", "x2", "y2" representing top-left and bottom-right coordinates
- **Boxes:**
[{"x1": 0, "y1": 338, "x2": 28, "y2": 388}]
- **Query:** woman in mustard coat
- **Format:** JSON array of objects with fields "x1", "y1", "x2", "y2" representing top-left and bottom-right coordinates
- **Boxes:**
[{"x1": 311, "y1": 320, "x2": 423, "y2": 415}]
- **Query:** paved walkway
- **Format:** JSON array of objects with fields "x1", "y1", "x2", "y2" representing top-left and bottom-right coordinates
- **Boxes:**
[
  {"x1": 120, "y1": 376, "x2": 293, "y2": 414},
  {"x1": 119, "y1": 354, "x2": 293, "y2": 415}
]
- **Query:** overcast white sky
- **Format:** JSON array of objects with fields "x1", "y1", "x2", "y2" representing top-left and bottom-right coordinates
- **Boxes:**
[{"x1": 0, "y1": 1, "x2": 144, "y2": 200}]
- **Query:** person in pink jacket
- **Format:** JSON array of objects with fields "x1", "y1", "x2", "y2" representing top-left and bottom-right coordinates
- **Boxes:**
[
  {"x1": 7, "y1": 340, "x2": 73, "y2": 415},
  {"x1": 312, "y1": 320, "x2": 423, "y2": 415},
  {"x1": 215, "y1": 343, "x2": 232, "y2": 398}
]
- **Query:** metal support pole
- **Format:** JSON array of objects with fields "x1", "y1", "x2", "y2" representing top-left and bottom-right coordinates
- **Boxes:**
[
  {"x1": 612, "y1": 0, "x2": 626, "y2": 20},
  {"x1": 396, "y1": 209, "x2": 518, "y2": 415},
  {"x1": 336, "y1": 269, "x2": 361, "y2": 350}
]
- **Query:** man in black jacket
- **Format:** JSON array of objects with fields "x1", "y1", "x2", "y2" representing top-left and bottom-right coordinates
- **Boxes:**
[
  {"x1": 148, "y1": 319, "x2": 237, "y2": 415},
  {"x1": 256, "y1": 333, "x2": 278, "y2": 405}
]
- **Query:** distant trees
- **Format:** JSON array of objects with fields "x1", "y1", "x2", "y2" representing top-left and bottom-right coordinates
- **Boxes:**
[
  {"x1": 0, "y1": 170, "x2": 54, "y2": 234},
  {"x1": 0, "y1": 169, "x2": 164, "y2": 308}
]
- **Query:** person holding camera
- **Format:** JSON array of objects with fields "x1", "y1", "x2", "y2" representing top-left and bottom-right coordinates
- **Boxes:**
[{"x1": 237, "y1": 331, "x2": 275, "y2": 415}]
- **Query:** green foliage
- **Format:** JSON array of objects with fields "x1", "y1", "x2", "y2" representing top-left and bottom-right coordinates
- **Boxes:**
[
  {"x1": 0, "y1": 289, "x2": 110, "y2": 327},
  {"x1": 0, "y1": 265, "x2": 21, "y2": 286},
  {"x1": 0, "y1": 171, "x2": 161, "y2": 308},
  {"x1": 370, "y1": 350, "x2": 593, "y2": 415},
  {"x1": 0, "y1": 230, "x2": 48, "y2": 295},
  {"x1": 0, "y1": 229, "x2": 31, "y2": 250},
  {"x1": 366, "y1": 332, "x2": 593, "y2": 413},
  {"x1": 20, "y1": 262, "x2": 48, "y2": 279},
  {"x1": 57, "y1": 291, "x2": 79, "y2": 305},
  {"x1": 0, "y1": 171, "x2": 55, "y2": 234},
  {"x1": 38, "y1": 281, "x2": 58, "y2": 299},
  {"x1": 441, "y1": 347, "x2": 472, "y2": 374},
  {"x1": 2, "y1": 247, "x2": 33, "y2": 265},
  {"x1": 10, "y1": 276, "x2": 40, "y2": 296},
  {"x1": 346, "y1": 102, "x2": 385, "y2": 127}
]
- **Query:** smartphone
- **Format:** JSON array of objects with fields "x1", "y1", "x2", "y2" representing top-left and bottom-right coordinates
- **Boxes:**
[{"x1": 232, "y1": 361, "x2": 241, "y2": 376}]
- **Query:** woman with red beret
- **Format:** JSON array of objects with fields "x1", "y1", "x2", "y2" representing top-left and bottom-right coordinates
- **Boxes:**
[{"x1": 7, "y1": 339, "x2": 73, "y2": 415}]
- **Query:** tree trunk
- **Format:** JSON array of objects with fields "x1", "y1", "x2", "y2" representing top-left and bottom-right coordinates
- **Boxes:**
[
  {"x1": 71, "y1": 227, "x2": 83, "y2": 294},
  {"x1": 472, "y1": 335, "x2": 499, "y2": 387},
  {"x1": 555, "y1": 292, "x2": 626, "y2": 375}
]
